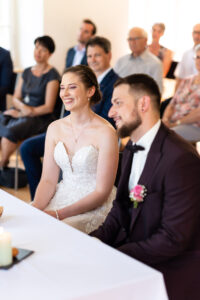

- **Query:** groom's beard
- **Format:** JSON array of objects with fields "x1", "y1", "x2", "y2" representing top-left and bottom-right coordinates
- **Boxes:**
[{"x1": 117, "y1": 109, "x2": 142, "y2": 138}]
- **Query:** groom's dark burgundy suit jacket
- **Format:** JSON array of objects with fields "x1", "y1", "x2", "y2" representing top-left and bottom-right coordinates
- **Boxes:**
[{"x1": 91, "y1": 123, "x2": 200, "y2": 300}]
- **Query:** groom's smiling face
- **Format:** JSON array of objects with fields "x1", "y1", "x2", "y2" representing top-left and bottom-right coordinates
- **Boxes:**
[{"x1": 109, "y1": 84, "x2": 142, "y2": 138}]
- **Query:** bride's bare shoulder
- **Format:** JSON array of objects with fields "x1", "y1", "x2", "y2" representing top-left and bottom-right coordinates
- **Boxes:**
[
  {"x1": 92, "y1": 116, "x2": 117, "y2": 146},
  {"x1": 48, "y1": 115, "x2": 71, "y2": 130},
  {"x1": 94, "y1": 115, "x2": 115, "y2": 133}
]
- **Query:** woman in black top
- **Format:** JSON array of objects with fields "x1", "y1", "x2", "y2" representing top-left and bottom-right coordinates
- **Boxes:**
[{"x1": 0, "y1": 35, "x2": 60, "y2": 168}]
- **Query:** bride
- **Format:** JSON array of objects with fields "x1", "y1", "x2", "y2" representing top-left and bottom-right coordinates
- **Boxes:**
[{"x1": 32, "y1": 65, "x2": 119, "y2": 234}]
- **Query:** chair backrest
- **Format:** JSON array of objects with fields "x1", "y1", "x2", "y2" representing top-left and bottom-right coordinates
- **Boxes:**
[
  {"x1": 52, "y1": 92, "x2": 64, "y2": 119},
  {"x1": 166, "y1": 61, "x2": 178, "y2": 79},
  {"x1": 8, "y1": 72, "x2": 17, "y2": 95}
]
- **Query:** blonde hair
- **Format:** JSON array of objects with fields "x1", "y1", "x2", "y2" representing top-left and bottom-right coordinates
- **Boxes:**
[{"x1": 153, "y1": 23, "x2": 165, "y2": 33}]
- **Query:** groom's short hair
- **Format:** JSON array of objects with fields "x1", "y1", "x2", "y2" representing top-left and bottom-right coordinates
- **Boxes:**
[{"x1": 114, "y1": 74, "x2": 161, "y2": 111}]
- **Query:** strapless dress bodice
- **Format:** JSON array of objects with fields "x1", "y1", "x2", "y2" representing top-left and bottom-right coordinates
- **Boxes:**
[{"x1": 46, "y1": 141, "x2": 116, "y2": 234}]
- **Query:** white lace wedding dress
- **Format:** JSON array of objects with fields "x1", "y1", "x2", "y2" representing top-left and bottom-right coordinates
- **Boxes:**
[{"x1": 46, "y1": 141, "x2": 116, "y2": 234}]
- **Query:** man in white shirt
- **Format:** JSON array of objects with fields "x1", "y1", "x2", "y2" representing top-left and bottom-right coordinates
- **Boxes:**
[
  {"x1": 86, "y1": 36, "x2": 119, "y2": 126},
  {"x1": 91, "y1": 73, "x2": 200, "y2": 300},
  {"x1": 114, "y1": 27, "x2": 163, "y2": 93},
  {"x1": 65, "y1": 19, "x2": 96, "y2": 68},
  {"x1": 174, "y1": 23, "x2": 200, "y2": 89}
]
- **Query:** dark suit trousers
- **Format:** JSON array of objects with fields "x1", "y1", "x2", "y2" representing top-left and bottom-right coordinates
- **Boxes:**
[{"x1": 20, "y1": 133, "x2": 45, "y2": 199}]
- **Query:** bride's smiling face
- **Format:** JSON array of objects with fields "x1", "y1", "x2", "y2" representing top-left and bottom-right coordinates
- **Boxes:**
[{"x1": 60, "y1": 72, "x2": 92, "y2": 111}]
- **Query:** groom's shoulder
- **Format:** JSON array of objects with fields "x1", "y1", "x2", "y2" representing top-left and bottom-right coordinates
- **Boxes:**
[{"x1": 153, "y1": 126, "x2": 200, "y2": 176}]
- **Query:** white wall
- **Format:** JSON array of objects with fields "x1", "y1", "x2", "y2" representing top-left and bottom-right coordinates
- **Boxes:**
[
  {"x1": 14, "y1": 0, "x2": 43, "y2": 69},
  {"x1": 10, "y1": 0, "x2": 200, "y2": 71},
  {"x1": 129, "y1": 0, "x2": 200, "y2": 61},
  {"x1": 43, "y1": 0, "x2": 129, "y2": 73}
]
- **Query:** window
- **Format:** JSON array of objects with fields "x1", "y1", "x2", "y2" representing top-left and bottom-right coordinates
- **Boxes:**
[{"x1": 0, "y1": 0, "x2": 12, "y2": 50}]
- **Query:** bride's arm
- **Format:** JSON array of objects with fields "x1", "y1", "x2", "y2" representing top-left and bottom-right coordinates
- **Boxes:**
[
  {"x1": 55, "y1": 126, "x2": 119, "y2": 220},
  {"x1": 32, "y1": 122, "x2": 60, "y2": 210}
]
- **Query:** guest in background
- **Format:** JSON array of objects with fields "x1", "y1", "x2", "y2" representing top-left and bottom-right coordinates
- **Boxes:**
[
  {"x1": 162, "y1": 44, "x2": 200, "y2": 141},
  {"x1": 65, "y1": 19, "x2": 96, "y2": 68},
  {"x1": 0, "y1": 47, "x2": 13, "y2": 111},
  {"x1": 0, "y1": 35, "x2": 60, "y2": 168},
  {"x1": 148, "y1": 23, "x2": 173, "y2": 77},
  {"x1": 174, "y1": 23, "x2": 200, "y2": 90},
  {"x1": 114, "y1": 27, "x2": 163, "y2": 92},
  {"x1": 86, "y1": 36, "x2": 119, "y2": 126}
]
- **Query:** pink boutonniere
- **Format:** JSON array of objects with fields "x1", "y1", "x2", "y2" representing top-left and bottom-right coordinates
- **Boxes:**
[{"x1": 129, "y1": 185, "x2": 147, "y2": 208}]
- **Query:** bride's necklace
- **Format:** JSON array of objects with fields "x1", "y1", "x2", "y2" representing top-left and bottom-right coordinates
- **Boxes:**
[{"x1": 70, "y1": 114, "x2": 93, "y2": 144}]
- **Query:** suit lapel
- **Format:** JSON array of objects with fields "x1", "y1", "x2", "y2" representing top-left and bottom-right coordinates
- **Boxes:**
[
  {"x1": 68, "y1": 49, "x2": 75, "y2": 67},
  {"x1": 129, "y1": 123, "x2": 169, "y2": 230},
  {"x1": 116, "y1": 140, "x2": 133, "y2": 202}
]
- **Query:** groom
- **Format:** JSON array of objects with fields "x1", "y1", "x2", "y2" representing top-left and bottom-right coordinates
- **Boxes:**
[{"x1": 91, "y1": 74, "x2": 200, "y2": 300}]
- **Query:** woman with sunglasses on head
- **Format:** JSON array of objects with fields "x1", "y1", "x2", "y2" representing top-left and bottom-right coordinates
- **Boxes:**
[{"x1": 162, "y1": 44, "x2": 200, "y2": 141}]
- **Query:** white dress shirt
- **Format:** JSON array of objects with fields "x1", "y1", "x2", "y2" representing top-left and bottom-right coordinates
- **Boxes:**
[
  {"x1": 97, "y1": 67, "x2": 112, "y2": 84},
  {"x1": 174, "y1": 47, "x2": 198, "y2": 79},
  {"x1": 128, "y1": 120, "x2": 161, "y2": 191}
]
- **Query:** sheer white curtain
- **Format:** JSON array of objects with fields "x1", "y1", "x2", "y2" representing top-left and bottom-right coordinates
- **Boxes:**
[
  {"x1": 129, "y1": 0, "x2": 200, "y2": 61},
  {"x1": 0, "y1": 0, "x2": 12, "y2": 50}
]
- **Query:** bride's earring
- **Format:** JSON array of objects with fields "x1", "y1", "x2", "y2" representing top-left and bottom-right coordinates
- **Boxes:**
[{"x1": 88, "y1": 97, "x2": 90, "y2": 101}]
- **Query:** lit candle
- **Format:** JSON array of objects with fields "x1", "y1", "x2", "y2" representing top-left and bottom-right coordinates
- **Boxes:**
[{"x1": 0, "y1": 227, "x2": 12, "y2": 267}]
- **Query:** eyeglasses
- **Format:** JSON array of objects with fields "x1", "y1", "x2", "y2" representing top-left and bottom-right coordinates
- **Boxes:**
[
  {"x1": 193, "y1": 31, "x2": 200, "y2": 35},
  {"x1": 127, "y1": 37, "x2": 144, "y2": 42}
]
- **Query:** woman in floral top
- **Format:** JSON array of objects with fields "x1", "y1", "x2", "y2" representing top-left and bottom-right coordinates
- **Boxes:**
[{"x1": 162, "y1": 44, "x2": 200, "y2": 141}]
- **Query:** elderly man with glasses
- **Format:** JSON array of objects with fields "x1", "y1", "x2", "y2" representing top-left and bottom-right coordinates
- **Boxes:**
[{"x1": 114, "y1": 27, "x2": 163, "y2": 93}]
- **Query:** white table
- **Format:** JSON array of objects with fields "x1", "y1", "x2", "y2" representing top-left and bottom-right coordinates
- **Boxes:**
[{"x1": 0, "y1": 189, "x2": 168, "y2": 300}]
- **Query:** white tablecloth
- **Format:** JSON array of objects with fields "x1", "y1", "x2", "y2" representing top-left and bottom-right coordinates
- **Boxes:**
[{"x1": 0, "y1": 189, "x2": 168, "y2": 300}]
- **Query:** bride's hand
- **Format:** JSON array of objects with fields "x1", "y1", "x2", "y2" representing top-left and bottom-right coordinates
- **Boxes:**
[{"x1": 44, "y1": 210, "x2": 57, "y2": 218}]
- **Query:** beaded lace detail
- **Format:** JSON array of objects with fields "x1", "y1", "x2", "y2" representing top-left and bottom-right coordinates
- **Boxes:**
[{"x1": 46, "y1": 141, "x2": 116, "y2": 234}]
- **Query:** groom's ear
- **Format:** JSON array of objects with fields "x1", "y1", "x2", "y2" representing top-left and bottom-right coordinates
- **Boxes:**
[{"x1": 138, "y1": 95, "x2": 151, "y2": 113}]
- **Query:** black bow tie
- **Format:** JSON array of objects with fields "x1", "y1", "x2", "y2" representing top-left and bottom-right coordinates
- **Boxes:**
[{"x1": 126, "y1": 143, "x2": 145, "y2": 153}]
